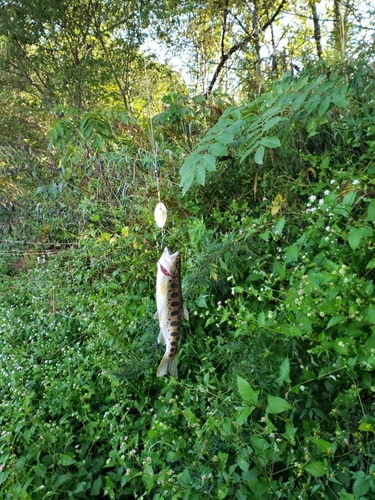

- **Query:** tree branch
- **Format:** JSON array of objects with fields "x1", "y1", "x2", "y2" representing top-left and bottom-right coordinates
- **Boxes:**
[
  {"x1": 88, "y1": 0, "x2": 129, "y2": 110},
  {"x1": 205, "y1": 0, "x2": 287, "y2": 97}
]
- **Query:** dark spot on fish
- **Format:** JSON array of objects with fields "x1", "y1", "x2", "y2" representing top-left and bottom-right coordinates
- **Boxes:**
[
  {"x1": 170, "y1": 347, "x2": 175, "y2": 352},
  {"x1": 171, "y1": 301, "x2": 180, "y2": 307},
  {"x1": 171, "y1": 292, "x2": 179, "y2": 298},
  {"x1": 170, "y1": 321, "x2": 179, "y2": 326},
  {"x1": 169, "y1": 353, "x2": 174, "y2": 358},
  {"x1": 171, "y1": 341, "x2": 177, "y2": 346},
  {"x1": 171, "y1": 332, "x2": 178, "y2": 336},
  {"x1": 171, "y1": 310, "x2": 179, "y2": 316},
  {"x1": 170, "y1": 283, "x2": 179, "y2": 289}
]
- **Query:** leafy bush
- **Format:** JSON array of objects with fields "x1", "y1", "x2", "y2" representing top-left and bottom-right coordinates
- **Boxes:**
[{"x1": 1, "y1": 62, "x2": 375, "y2": 499}]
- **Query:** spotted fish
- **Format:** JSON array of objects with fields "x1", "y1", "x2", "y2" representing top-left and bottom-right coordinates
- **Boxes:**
[{"x1": 154, "y1": 248, "x2": 189, "y2": 378}]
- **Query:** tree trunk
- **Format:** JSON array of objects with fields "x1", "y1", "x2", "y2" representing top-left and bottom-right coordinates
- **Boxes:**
[
  {"x1": 252, "y1": 0, "x2": 261, "y2": 75},
  {"x1": 333, "y1": 0, "x2": 345, "y2": 57},
  {"x1": 309, "y1": 1, "x2": 323, "y2": 59}
]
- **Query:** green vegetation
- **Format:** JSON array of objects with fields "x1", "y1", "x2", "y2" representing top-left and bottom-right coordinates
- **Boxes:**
[{"x1": 1, "y1": 1, "x2": 375, "y2": 498}]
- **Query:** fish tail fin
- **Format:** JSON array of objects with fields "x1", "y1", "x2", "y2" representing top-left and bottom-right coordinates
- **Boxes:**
[
  {"x1": 168, "y1": 356, "x2": 178, "y2": 379},
  {"x1": 156, "y1": 355, "x2": 178, "y2": 379}
]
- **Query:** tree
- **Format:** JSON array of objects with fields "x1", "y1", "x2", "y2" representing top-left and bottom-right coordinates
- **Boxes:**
[{"x1": 151, "y1": 0, "x2": 375, "y2": 96}]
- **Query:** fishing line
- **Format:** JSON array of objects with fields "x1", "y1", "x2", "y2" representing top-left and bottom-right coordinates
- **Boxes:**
[{"x1": 137, "y1": 0, "x2": 167, "y2": 244}]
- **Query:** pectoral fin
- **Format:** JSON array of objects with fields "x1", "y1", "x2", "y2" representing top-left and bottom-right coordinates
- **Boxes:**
[
  {"x1": 154, "y1": 311, "x2": 159, "y2": 320},
  {"x1": 157, "y1": 330, "x2": 165, "y2": 344},
  {"x1": 183, "y1": 304, "x2": 189, "y2": 321}
]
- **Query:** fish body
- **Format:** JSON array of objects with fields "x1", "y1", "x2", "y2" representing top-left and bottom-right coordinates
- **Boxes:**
[{"x1": 155, "y1": 247, "x2": 188, "y2": 378}]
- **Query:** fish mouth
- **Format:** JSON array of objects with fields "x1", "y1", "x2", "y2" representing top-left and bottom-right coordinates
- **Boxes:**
[
  {"x1": 158, "y1": 248, "x2": 180, "y2": 277},
  {"x1": 160, "y1": 264, "x2": 172, "y2": 277}
]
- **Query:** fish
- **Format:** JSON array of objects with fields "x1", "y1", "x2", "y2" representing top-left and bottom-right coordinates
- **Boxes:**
[{"x1": 154, "y1": 247, "x2": 189, "y2": 378}]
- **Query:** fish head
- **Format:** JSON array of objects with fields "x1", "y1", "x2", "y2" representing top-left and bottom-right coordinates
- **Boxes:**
[{"x1": 158, "y1": 247, "x2": 180, "y2": 278}]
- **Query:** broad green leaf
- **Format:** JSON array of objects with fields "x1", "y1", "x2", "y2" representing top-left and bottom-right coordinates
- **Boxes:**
[
  {"x1": 201, "y1": 154, "x2": 216, "y2": 172},
  {"x1": 208, "y1": 143, "x2": 227, "y2": 156},
  {"x1": 180, "y1": 468, "x2": 191, "y2": 486},
  {"x1": 293, "y1": 75, "x2": 309, "y2": 90},
  {"x1": 358, "y1": 422, "x2": 375, "y2": 434},
  {"x1": 332, "y1": 94, "x2": 348, "y2": 108},
  {"x1": 342, "y1": 190, "x2": 357, "y2": 206},
  {"x1": 283, "y1": 421, "x2": 298, "y2": 440},
  {"x1": 195, "y1": 295, "x2": 208, "y2": 308},
  {"x1": 318, "y1": 96, "x2": 331, "y2": 115},
  {"x1": 366, "y1": 258, "x2": 375, "y2": 269},
  {"x1": 353, "y1": 475, "x2": 371, "y2": 498},
  {"x1": 276, "y1": 358, "x2": 291, "y2": 387},
  {"x1": 365, "y1": 199, "x2": 375, "y2": 221},
  {"x1": 305, "y1": 99, "x2": 320, "y2": 114},
  {"x1": 304, "y1": 461, "x2": 327, "y2": 477},
  {"x1": 180, "y1": 172, "x2": 195, "y2": 195},
  {"x1": 321, "y1": 156, "x2": 330, "y2": 169},
  {"x1": 348, "y1": 227, "x2": 362, "y2": 251},
  {"x1": 180, "y1": 154, "x2": 198, "y2": 175},
  {"x1": 74, "y1": 482, "x2": 87, "y2": 494},
  {"x1": 263, "y1": 116, "x2": 282, "y2": 131},
  {"x1": 257, "y1": 311, "x2": 265, "y2": 326},
  {"x1": 260, "y1": 136, "x2": 281, "y2": 148},
  {"x1": 58, "y1": 454, "x2": 76, "y2": 466},
  {"x1": 250, "y1": 435, "x2": 270, "y2": 452},
  {"x1": 296, "y1": 312, "x2": 312, "y2": 333},
  {"x1": 216, "y1": 132, "x2": 236, "y2": 145},
  {"x1": 348, "y1": 227, "x2": 373, "y2": 251},
  {"x1": 195, "y1": 163, "x2": 206, "y2": 186},
  {"x1": 326, "y1": 316, "x2": 344, "y2": 329},
  {"x1": 339, "y1": 491, "x2": 355, "y2": 500},
  {"x1": 208, "y1": 118, "x2": 234, "y2": 132},
  {"x1": 55, "y1": 474, "x2": 72, "y2": 487},
  {"x1": 254, "y1": 145, "x2": 265, "y2": 165},
  {"x1": 285, "y1": 243, "x2": 299, "y2": 262},
  {"x1": 365, "y1": 309, "x2": 375, "y2": 325},
  {"x1": 236, "y1": 406, "x2": 255, "y2": 425},
  {"x1": 332, "y1": 338, "x2": 347, "y2": 354},
  {"x1": 292, "y1": 91, "x2": 309, "y2": 109},
  {"x1": 274, "y1": 216, "x2": 285, "y2": 235},
  {"x1": 145, "y1": 466, "x2": 155, "y2": 493},
  {"x1": 240, "y1": 132, "x2": 264, "y2": 162},
  {"x1": 314, "y1": 438, "x2": 332, "y2": 453},
  {"x1": 225, "y1": 120, "x2": 247, "y2": 134},
  {"x1": 221, "y1": 106, "x2": 241, "y2": 120},
  {"x1": 266, "y1": 395, "x2": 292, "y2": 414},
  {"x1": 237, "y1": 376, "x2": 258, "y2": 405},
  {"x1": 0, "y1": 472, "x2": 9, "y2": 486},
  {"x1": 237, "y1": 454, "x2": 249, "y2": 472},
  {"x1": 259, "y1": 230, "x2": 270, "y2": 241},
  {"x1": 304, "y1": 74, "x2": 325, "y2": 92},
  {"x1": 218, "y1": 485, "x2": 228, "y2": 499},
  {"x1": 91, "y1": 477, "x2": 102, "y2": 496}
]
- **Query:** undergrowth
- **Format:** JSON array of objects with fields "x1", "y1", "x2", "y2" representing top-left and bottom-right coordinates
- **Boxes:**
[{"x1": 1, "y1": 63, "x2": 375, "y2": 499}]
